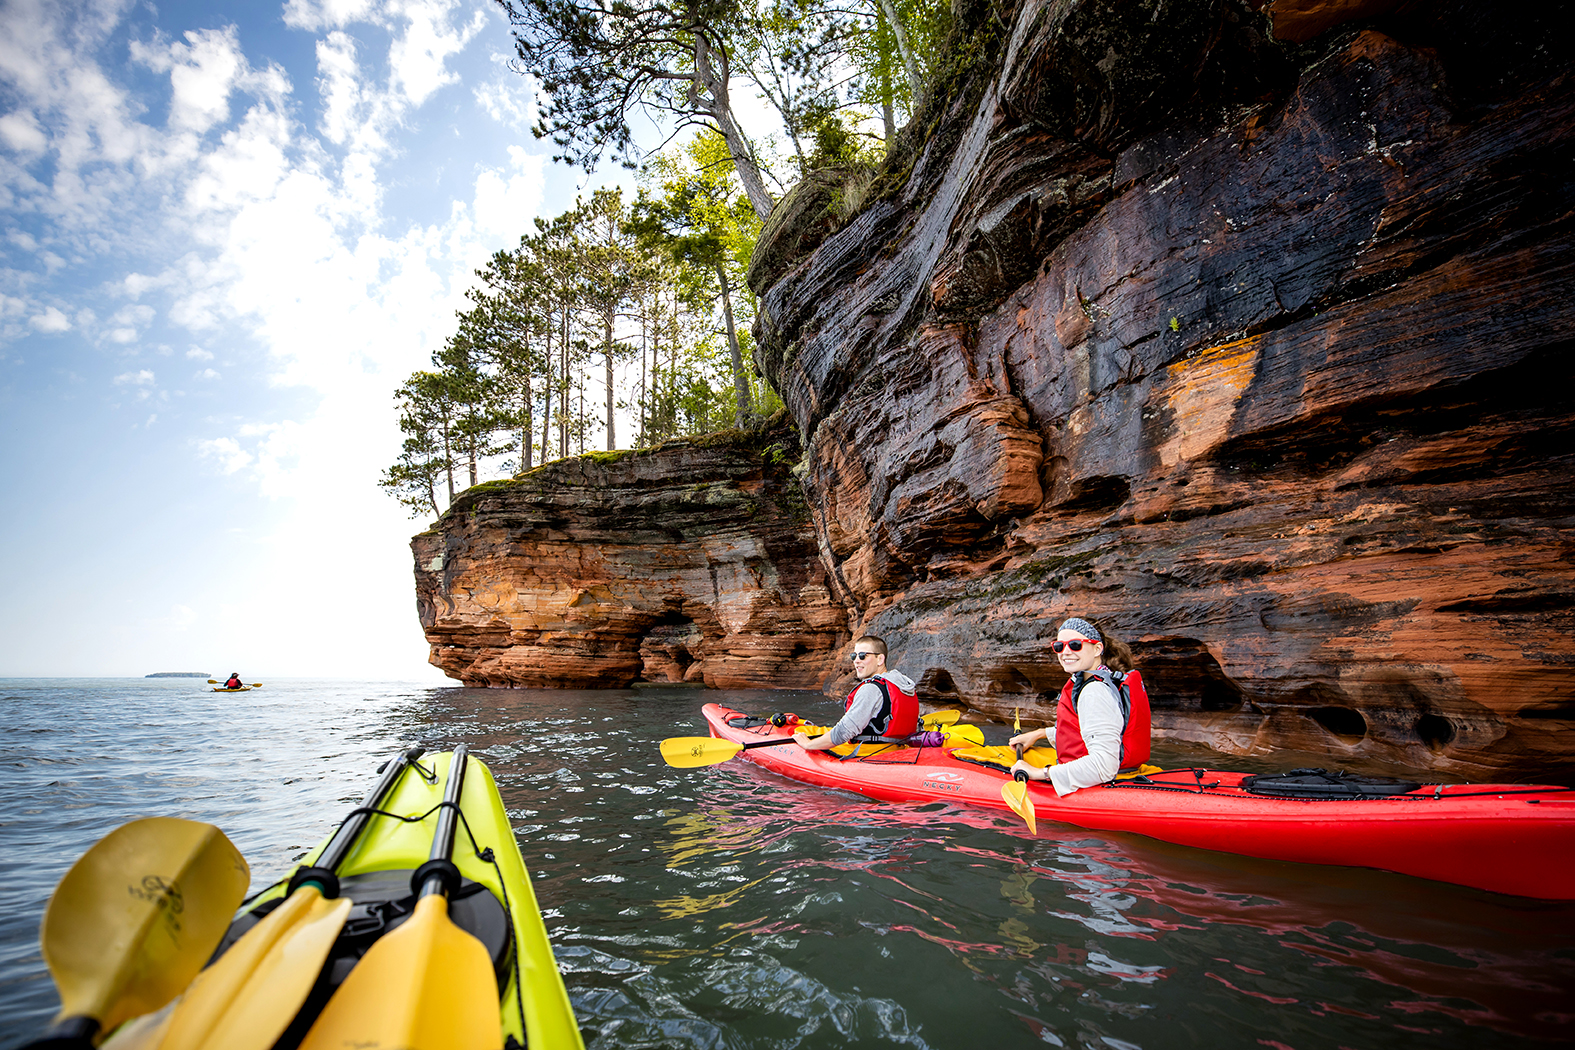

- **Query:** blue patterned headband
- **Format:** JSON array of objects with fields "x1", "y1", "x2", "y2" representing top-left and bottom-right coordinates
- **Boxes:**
[{"x1": 1060, "y1": 617, "x2": 1102, "y2": 642}]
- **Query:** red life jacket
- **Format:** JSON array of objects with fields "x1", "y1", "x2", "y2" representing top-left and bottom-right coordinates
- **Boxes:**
[
  {"x1": 845, "y1": 675, "x2": 920, "y2": 739},
  {"x1": 1054, "y1": 668, "x2": 1151, "y2": 771}
]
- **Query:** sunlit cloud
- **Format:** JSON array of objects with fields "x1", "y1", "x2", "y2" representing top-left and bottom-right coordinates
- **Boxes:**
[{"x1": 30, "y1": 306, "x2": 71, "y2": 332}]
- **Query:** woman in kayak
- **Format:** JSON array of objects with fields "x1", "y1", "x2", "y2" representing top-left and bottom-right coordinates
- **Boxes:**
[
  {"x1": 223, "y1": 672, "x2": 243, "y2": 689},
  {"x1": 1008, "y1": 617, "x2": 1149, "y2": 795}
]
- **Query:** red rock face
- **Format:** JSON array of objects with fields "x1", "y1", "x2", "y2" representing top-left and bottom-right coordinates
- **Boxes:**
[
  {"x1": 413, "y1": 431, "x2": 848, "y2": 690},
  {"x1": 415, "y1": 0, "x2": 1573, "y2": 780},
  {"x1": 748, "y1": 0, "x2": 1575, "y2": 779}
]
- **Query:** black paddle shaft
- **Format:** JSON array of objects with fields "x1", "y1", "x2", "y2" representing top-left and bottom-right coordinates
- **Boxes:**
[
  {"x1": 288, "y1": 745, "x2": 424, "y2": 899},
  {"x1": 412, "y1": 745, "x2": 468, "y2": 900}
]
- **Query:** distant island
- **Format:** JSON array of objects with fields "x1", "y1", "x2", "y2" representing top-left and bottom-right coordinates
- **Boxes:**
[{"x1": 145, "y1": 672, "x2": 211, "y2": 678}]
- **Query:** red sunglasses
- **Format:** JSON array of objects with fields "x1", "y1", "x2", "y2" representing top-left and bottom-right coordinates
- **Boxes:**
[{"x1": 1051, "y1": 638, "x2": 1100, "y2": 653}]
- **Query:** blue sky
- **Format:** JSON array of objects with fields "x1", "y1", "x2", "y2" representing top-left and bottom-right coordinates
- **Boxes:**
[{"x1": 0, "y1": 0, "x2": 642, "y2": 678}]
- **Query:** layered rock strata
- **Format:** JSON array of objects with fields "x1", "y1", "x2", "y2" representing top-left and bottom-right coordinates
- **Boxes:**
[
  {"x1": 414, "y1": 0, "x2": 1574, "y2": 780},
  {"x1": 747, "y1": 0, "x2": 1575, "y2": 780},
  {"x1": 413, "y1": 426, "x2": 846, "y2": 689}
]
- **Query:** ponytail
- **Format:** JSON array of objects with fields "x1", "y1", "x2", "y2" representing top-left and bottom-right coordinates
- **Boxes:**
[{"x1": 1086, "y1": 619, "x2": 1134, "y2": 672}]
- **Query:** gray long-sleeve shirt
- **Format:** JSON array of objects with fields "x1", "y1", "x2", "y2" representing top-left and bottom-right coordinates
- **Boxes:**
[{"x1": 826, "y1": 669, "x2": 918, "y2": 745}]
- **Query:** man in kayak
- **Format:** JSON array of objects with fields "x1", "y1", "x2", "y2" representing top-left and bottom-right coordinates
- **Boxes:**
[
  {"x1": 793, "y1": 636, "x2": 922, "y2": 751},
  {"x1": 1008, "y1": 617, "x2": 1150, "y2": 794},
  {"x1": 223, "y1": 672, "x2": 244, "y2": 689}
]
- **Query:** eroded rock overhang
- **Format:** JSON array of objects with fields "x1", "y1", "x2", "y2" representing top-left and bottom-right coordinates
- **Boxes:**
[{"x1": 746, "y1": 0, "x2": 1575, "y2": 780}]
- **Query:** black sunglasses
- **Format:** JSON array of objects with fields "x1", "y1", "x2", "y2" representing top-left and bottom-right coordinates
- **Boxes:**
[{"x1": 1050, "y1": 638, "x2": 1099, "y2": 653}]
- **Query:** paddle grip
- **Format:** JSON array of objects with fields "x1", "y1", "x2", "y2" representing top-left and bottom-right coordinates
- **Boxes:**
[
  {"x1": 20, "y1": 1014, "x2": 97, "y2": 1050},
  {"x1": 1014, "y1": 743, "x2": 1028, "y2": 783}
]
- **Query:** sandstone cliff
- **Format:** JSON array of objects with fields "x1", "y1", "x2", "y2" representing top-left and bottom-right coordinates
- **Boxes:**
[
  {"x1": 413, "y1": 423, "x2": 847, "y2": 689},
  {"x1": 415, "y1": 0, "x2": 1573, "y2": 781},
  {"x1": 745, "y1": 0, "x2": 1574, "y2": 780}
]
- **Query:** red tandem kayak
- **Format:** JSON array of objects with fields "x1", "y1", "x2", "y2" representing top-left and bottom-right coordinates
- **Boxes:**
[{"x1": 701, "y1": 703, "x2": 1575, "y2": 900}]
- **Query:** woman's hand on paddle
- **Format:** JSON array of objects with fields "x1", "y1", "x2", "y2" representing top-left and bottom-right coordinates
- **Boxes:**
[
  {"x1": 1010, "y1": 759, "x2": 1046, "y2": 781},
  {"x1": 1008, "y1": 728, "x2": 1045, "y2": 748},
  {"x1": 793, "y1": 731, "x2": 828, "y2": 750}
]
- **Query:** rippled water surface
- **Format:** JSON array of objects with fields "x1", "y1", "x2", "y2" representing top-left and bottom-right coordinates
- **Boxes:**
[{"x1": 2, "y1": 679, "x2": 1571, "y2": 1048}]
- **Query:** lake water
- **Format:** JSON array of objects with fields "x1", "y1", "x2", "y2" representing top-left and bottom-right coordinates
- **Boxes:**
[{"x1": 2, "y1": 678, "x2": 1571, "y2": 1048}]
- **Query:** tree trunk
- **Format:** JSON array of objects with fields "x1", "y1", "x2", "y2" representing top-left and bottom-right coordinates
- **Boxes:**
[
  {"x1": 716, "y1": 262, "x2": 750, "y2": 428},
  {"x1": 604, "y1": 308, "x2": 616, "y2": 450},
  {"x1": 540, "y1": 315, "x2": 553, "y2": 465},
  {"x1": 874, "y1": 0, "x2": 926, "y2": 114},
  {"x1": 692, "y1": 35, "x2": 774, "y2": 222},
  {"x1": 521, "y1": 374, "x2": 533, "y2": 471},
  {"x1": 560, "y1": 308, "x2": 570, "y2": 458}
]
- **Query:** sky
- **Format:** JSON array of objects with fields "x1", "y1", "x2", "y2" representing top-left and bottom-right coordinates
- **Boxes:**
[{"x1": 0, "y1": 0, "x2": 647, "y2": 679}]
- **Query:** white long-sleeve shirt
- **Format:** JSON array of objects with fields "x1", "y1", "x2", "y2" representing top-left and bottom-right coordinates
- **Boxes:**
[{"x1": 1047, "y1": 676, "x2": 1124, "y2": 797}]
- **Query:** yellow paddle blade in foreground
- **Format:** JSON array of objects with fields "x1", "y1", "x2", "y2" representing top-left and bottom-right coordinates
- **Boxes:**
[
  {"x1": 157, "y1": 885, "x2": 351, "y2": 1050},
  {"x1": 41, "y1": 818, "x2": 249, "y2": 1041},
  {"x1": 299, "y1": 893, "x2": 502, "y2": 1050}
]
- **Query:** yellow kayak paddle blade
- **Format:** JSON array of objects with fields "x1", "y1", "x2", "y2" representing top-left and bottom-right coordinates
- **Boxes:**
[
  {"x1": 40, "y1": 817, "x2": 249, "y2": 1040},
  {"x1": 660, "y1": 736, "x2": 748, "y2": 768},
  {"x1": 1002, "y1": 778, "x2": 1037, "y2": 836},
  {"x1": 1004, "y1": 726, "x2": 1037, "y2": 836},
  {"x1": 921, "y1": 709, "x2": 962, "y2": 727},
  {"x1": 158, "y1": 884, "x2": 351, "y2": 1050},
  {"x1": 300, "y1": 893, "x2": 502, "y2": 1050}
]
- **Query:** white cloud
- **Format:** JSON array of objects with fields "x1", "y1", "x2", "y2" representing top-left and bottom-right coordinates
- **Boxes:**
[
  {"x1": 197, "y1": 435, "x2": 252, "y2": 473},
  {"x1": 388, "y1": 0, "x2": 485, "y2": 107},
  {"x1": 0, "y1": 110, "x2": 48, "y2": 153},
  {"x1": 195, "y1": 367, "x2": 219, "y2": 379},
  {"x1": 113, "y1": 368, "x2": 155, "y2": 385},
  {"x1": 30, "y1": 306, "x2": 71, "y2": 332},
  {"x1": 186, "y1": 346, "x2": 213, "y2": 359},
  {"x1": 473, "y1": 71, "x2": 531, "y2": 125},
  {"x1": 111, "y1": 303, "x2": 156, "y2": 326},
  {"x1": 282, "y1": 0, "x2": 379, "y2": 32},
  {"x1": 472, "y1": 147, "x2": 543, "y2": 240}
]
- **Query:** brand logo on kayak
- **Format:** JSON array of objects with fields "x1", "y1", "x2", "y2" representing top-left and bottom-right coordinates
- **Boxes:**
[{"x1": 921, "y1": 770, "x2": 965, "y2": 792}]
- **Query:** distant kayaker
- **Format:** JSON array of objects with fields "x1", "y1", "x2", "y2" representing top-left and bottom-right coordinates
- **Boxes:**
[
  {"x1": 793, "y1": 636, "x2": 921, "y2": 751},
  {"x1": 223, "y1": 672, "x2": 243, "y2": 690},
  {"x1": 1008, "y1": 617, "x2": 1151, "y2": 795}
]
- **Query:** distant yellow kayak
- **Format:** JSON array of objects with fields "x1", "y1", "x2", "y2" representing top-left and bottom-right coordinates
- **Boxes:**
[{"x1": 211, "y1": 686, "x2": 253, "y2": 692}]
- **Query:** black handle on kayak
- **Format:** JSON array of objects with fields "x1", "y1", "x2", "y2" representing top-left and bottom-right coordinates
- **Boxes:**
[
  {"x1": 412, "y1": 745, "x2": 468, "y2": 900},
  {"x1": 289, "y1": 746, "x2": 424, "y2": 899},
  {"x1": 1014, "y1": 743, "x2": 1028, "y2": 783}
]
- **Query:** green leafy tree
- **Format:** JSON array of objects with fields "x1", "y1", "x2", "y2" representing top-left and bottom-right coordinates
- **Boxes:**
[
  {"x1": 499, "y1": 0, "x2": 777, "y2": 221},
  {"x1": 380, "y1": 370, "x2": 464, "y2": 517},
  {"x1": 629, "y1": 131, "x2": 763, "y2": 427},
  {"x1": 577, "y1": 188, "x2": 643, "y2": 450}
]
